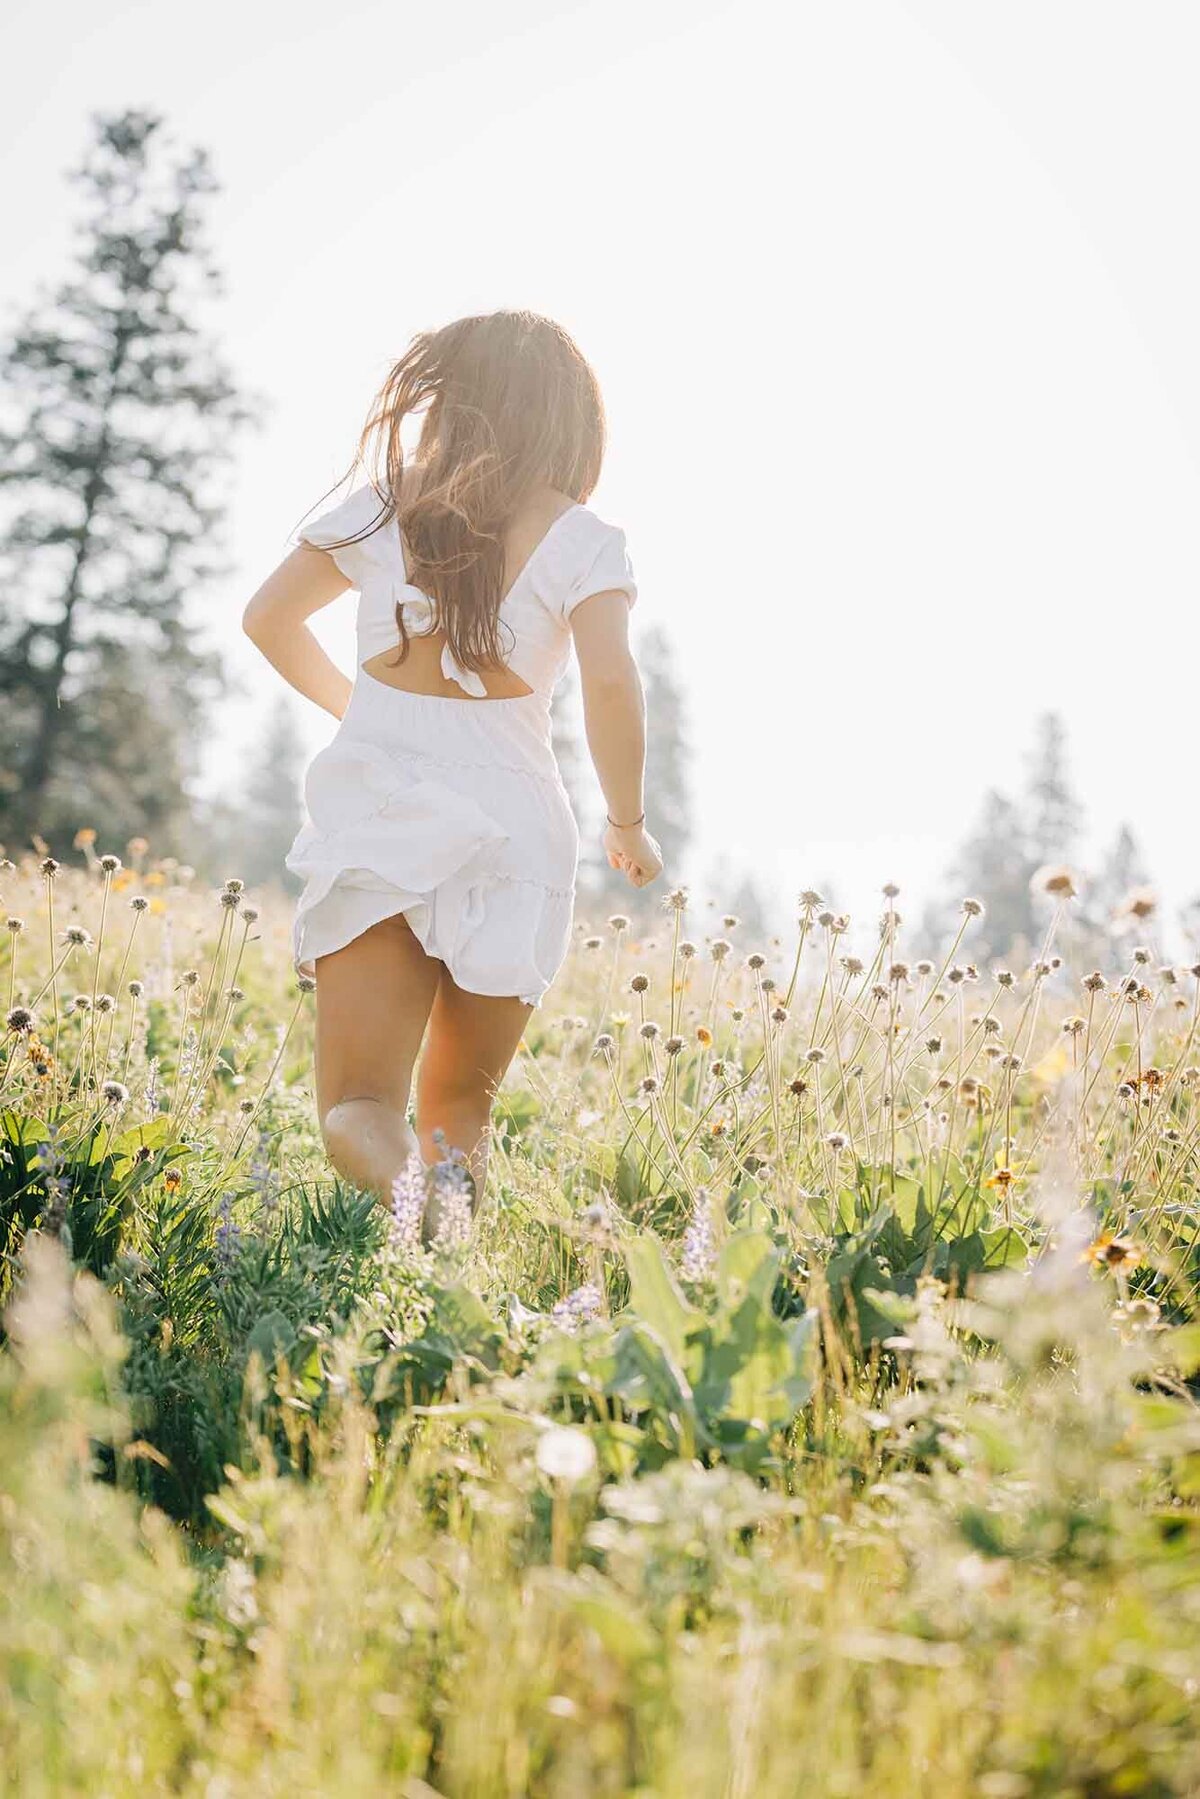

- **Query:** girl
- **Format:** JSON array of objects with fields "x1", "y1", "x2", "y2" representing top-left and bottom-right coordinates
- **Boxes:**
[{"x1": 243, "y1": 310, "x2": 662, "y2": 1228}]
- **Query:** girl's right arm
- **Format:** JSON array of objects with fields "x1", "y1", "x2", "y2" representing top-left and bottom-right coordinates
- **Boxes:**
[
  {"x1": 571, "y1": 590, "x2": 663, "y2": 890},
  {"x1": 242, "y1": 544, "x2": 354, "y2": 720}
]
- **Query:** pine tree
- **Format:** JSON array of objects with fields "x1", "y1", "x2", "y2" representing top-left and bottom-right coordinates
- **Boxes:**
[
  {"x1": 0, "y1": 110, "x2": 255, "y2": 854},
  {"x1": 234, "y1": 699, "x2": 307, "y2": 889},
  {"x1": 949, "y1": 788, "x2": 1036, "y2": 958},
  {"x1": 638, "y1": 623, "x2": 692, "y2": 882},
  {"x1": 1026, "y1": 711, "x2": 1084, "y2": 868}
]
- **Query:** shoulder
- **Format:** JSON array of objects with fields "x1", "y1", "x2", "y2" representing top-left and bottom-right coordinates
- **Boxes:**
[
  {"x1": 531, "y1": 498, "x2": 637, "y2": 620},
  {"x1": 294, "y1": 480, "x2": 401, "y2": 587}
]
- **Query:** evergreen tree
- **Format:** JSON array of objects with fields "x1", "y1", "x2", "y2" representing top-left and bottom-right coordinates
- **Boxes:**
[
  {"x1": 235, "y1": 698, "x2": 306, "y2": 889},
  {"x1": 638, "y1": 623, "x2": 692, "y2": 881},
  {"x1": 1026, "y1": 711, "x2": 1084, "y2": 867},
  {"x1": 949, "y1": 788, "x2": 1036, "y2": 958},
  {"x1": 0, "y1": 110, "x2": 254, "y2": 854}
]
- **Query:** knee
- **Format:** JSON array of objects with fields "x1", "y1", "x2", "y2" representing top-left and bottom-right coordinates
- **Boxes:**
[{"x1": 320, "y1": 1094, "x2": 415, "y2": 1185}]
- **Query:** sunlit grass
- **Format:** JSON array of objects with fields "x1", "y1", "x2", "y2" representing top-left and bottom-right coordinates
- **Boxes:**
[{"x1": 2, "y1": 841, "x2": 1199, "y2": 1796}]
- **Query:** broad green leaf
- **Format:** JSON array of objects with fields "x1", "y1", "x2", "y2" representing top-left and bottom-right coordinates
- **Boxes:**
[{"x1": 622, "y1": 1232, "x2": 698, "y2": 1367}]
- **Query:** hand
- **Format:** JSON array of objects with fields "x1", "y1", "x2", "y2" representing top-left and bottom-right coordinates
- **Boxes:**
[{"x1": 603, "y1": 820, "x2": 663, "y2": 889}]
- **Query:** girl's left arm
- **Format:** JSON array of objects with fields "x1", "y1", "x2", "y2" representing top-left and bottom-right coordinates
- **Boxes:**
[{"x1": 242, "y1": 544, "x2": 354, "y2": 719}]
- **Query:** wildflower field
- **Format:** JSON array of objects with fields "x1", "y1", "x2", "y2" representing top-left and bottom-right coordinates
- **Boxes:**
[{"x1": 2, "y1": 845, "x2": 1199, "y2": 1798}]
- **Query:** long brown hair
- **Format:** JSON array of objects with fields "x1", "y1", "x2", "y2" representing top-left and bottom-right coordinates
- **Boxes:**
[{"x1": 326, "y1": 311, "x2": 606, "y2": 674}]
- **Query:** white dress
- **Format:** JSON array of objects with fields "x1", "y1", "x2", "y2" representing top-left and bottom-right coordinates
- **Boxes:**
[{"x1": 285, "y1": 483, "x2": 637, "y2": 1006}]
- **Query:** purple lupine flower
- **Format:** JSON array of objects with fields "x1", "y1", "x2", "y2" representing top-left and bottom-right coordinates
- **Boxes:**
[
  {"x1": 390, "y1": 1154, "x2": 427, "y2": 1251},
  {"x1": 214, "y1": 1193, "x2": 242, "y2": 1271},
  {"x1": 680, "y1": 1196, "x2": 717, "y2": 1285},
  {"x1": 429, "y1": 1132, "x2": 473, "y2": 1252},
  {"x1": 552, "y1": 1282, "x2": 603, "y2": 1330}
]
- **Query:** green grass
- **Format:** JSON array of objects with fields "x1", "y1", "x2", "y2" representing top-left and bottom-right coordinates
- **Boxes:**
[{"x1": 1, "y1": 851, "x2": 1199, "y2": 1796}]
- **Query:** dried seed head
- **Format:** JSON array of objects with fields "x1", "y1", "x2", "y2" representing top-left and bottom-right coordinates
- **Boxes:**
[
  {"x1": 1082, "y1": 970, "x2": 1107, "y2": 993},
  {"x1": 925, "y1": 1035, "x2": 943, "y2": 1054},
  {"x1": 982, "y1": 1016, "x2": 1001, "y2": 1035},
  {"x1": 947, "y1": 966, "x2": 966, "y2": 985},
  {"x1": 219, "y1": 890, "x2": 240, "y2": 909},
  {"x1": 6, "y1": 916, "x2": 24, "y2": 935},
  {"x1": 630, "y1": 972, "x2": 650, "y2": 994},
  {"x1": 128, "y1": 980, "x2": 144, "y2": 998},
  {"x1": 222, "y1": 878, "x2": 245, "y2": 897},
  {"x1": 1132, "y1": 946, "x2": 1151, "y2": 966},
  {"x1": 129, "y1": 895, "x2": 150, "y2": 912},
  {"x1": 799, "y1": 890, "x2": 824, "y2": 912},
  {"x1": 6, "y1": 1006, "x2": 35, "y2": 1035},
  {"x1": 99, "y1": 853, "x2": 121, "y2": 874},
  {"x1": 882, "y1": 882, "x2": 900, "y2": 900},
  {"x1": 297, "y1": 974, "x2": 317, "y2": 994},
  {"x1": 40, "y1": 857, "x2": 60, "y2": 878},
  {"x1": 638, "y1": 1074, "x2": 659, "y2": 1096},
  {"x1": 71, "y1": 995, "x2": 92, "y2": 1013},
  {"x1": 179, "y1": 969, "x2": 200, "y2": 988},
  {"x1": 664, "y1": 1034, "x2": 685, "y2": 1056},
  {"x1": 240, "y1": 906, "x2": 260, "y2": 924},
  {"x1": 804, "y1": 1046, "x2": 826, "y2": 1064},
  {"x1": 840, "y1": 956, "x2": 864, "y2": 977},
  {"x1": 593, "y1": 1033, "x2": 615, "y2": 1054},
  {"x1": 961, "y1": 897, "x2": 984, "y2": 917},
  {"x1": 770, "y1": 1004, "x2": 788, "y2": 1025},
  {"x1": 746, "y1": 952, "x2": 766, "y2": 971},
  {"x1": 760, "y1": 975, "x2": 777, "y2": 993},
  {"x1": 678, "y1": 939, "x2": 697, "y2": 960},
  {"x1": 583, "y1": 935, "x2": 602, "y2": 951},
  {"x1": 101, "y1": 1079, "x2": 129, "y2": 1106},
  {"x1": 640, "y1": 1020, "x2": 660, "y2": 1040},
  {"x1": 62, "y1": 925, "x2": 93, "y2": 948},
  {"x1": 709, "y1": 938, "x2": 732, "y2": 962},
  {"x1": 608, "y1": 914, "x2": 630, "y2": 933},
  {"x1": 1116, "y1": 886, "x2": 1157, "y2": 921},
  {"x1": 889, "y1": 962, "x2": 909, "y2": 984},
  {"x1": 663, "y1": 887, "x2": 689, "y2": 912},
  {"x1": 817, "y1": 910, "x2": 836, "y2": 929},
  {"x1": 94, "y1": 994, "x2": 115, "y2": 1015},
  {"x1": 994, "y1": 969, "x2": 1015, "y2": 989},
  {"x1": 1032, "y1": 864, "x2": 1079, "y2": 900},
  {"x1": 915, "y1": 960, "x2": 934, "y2": 977},
  {"x1": 825, "y1": 1132, "x2": 849, "y2": 1151},
  {"x1": 870, "y1": 983, "x2": 889, "y2": 1002},
  {"x1": 722, "y1": 914, "x2": 740, "y2": 931}
]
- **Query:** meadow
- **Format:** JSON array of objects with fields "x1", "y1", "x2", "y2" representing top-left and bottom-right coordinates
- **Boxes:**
[{"x1": 2, "y1": 841, "x2": 1199, "y2": 1798}]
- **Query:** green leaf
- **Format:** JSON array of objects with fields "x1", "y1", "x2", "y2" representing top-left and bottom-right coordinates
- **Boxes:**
[{"x1": 622, "y1": 1232, "x2": 698, "y2": 1367}]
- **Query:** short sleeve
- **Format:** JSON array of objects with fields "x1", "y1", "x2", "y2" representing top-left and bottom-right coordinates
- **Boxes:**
[
  {"x1": 293, "y1": 484, "x2": 397, "y2": 590},
  {"x1": 561, "y1": 521, "x2": 638, "y2": 622}
]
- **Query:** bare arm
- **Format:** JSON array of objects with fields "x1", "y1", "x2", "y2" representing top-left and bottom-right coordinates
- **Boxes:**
[
  {"x1": 571, "y1": 591, "x2": 663, "y2": 889},
  {"x1": 242, "y1": 544, "x2": 354, "y2": 720}
]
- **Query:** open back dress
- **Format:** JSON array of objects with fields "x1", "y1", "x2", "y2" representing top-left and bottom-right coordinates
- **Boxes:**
[{"x1": 285, "y1": 483, "x2": 637, "y2": 1007}]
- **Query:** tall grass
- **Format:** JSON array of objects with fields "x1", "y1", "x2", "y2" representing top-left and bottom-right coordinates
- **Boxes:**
[{"x1": 2, "y1": 844, "x2": 1198, "y2": 1796}]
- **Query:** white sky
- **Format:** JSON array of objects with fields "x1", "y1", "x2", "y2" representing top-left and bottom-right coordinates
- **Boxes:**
[{"x1": 5, "y1": 0, "x2": 1199, "y2": 929}]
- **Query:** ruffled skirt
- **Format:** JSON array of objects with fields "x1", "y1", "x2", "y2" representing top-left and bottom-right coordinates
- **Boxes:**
[{"x1": 285, "y1": 673, "x2": 579, "y2": 1007}]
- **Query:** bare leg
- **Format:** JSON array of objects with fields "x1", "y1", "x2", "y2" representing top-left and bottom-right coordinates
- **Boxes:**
[
  {"x1": 314, "y1": 913, "x2": 442, "y2": 1199},
  {"x1": 415, "y1": 968, "x2": 532, "y2": 1207}
]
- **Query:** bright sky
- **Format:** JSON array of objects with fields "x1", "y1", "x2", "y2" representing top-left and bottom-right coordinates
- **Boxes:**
[{"x1": 6, "y1": 0, "x2": 1200, "y2": 933}]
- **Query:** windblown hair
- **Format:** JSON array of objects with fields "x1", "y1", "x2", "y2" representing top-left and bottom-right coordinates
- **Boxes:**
[{"x1": 325, "y1": 310, "x2": 606, "y2": 675}]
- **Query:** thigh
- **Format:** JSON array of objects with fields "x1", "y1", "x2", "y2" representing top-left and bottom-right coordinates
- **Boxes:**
[
  {"x1": 314, "y1": 913, "x2": 442, "y2": 1118},
  {"x1": 416, "y1": 968, "x2": 532, "y2": 1110}
]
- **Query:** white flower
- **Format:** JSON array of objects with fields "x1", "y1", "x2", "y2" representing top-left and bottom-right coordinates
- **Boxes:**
[{"x1": 536, "y1": 1425, "x2": 597, "y2": 1484}]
